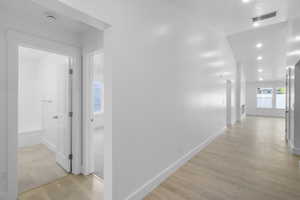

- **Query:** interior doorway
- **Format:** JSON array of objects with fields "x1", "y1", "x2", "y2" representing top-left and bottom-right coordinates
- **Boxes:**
[
  {"x1": 83, "y1": 51, "x2": 105, "y2": 180},
  {"x1": 18, "y1": 46, "x2": 72, "y2": 193},
  {"x1": 4, "y1": 0, "x2": 108, "y2": 199}
]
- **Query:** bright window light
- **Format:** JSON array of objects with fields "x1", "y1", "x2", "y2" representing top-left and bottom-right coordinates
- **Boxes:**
[
  {"x1": 93, "y1": 81, "x2": 104, "y2": 113},
  {"x1": 276, "y1": 88, "x2": 286, "y2": 109},
  {"x1": 287, "y1": 50, "x2": 300, "y2": 56},
  {"x1": 242, "y1": 0, "x2": 251, "y2": 3},
  {"x1": 257, "y1": 88, "x2": 273, "y2": 108}
]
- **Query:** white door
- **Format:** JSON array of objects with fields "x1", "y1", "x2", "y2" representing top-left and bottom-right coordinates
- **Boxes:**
[
  {"x1": 83, "y1": 51, "x2": 104, "y2": 176},
  {"x1": 88, "y1": 54, "x2": 96, "y2": 173},
  {"x1": 55, "y1": 57, "x2": 72, "y2": 172},
  {"x1": 42, "y1": 54, "x2": 71, "y2": 172}
]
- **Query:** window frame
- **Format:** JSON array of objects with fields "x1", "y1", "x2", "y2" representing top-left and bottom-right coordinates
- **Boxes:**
[
  {"x1": 275, "y1": 87, "x2": 286, "y2": 110},
  {"x1": 256, "y1": 87, "x2": 274, "y2": 109}
]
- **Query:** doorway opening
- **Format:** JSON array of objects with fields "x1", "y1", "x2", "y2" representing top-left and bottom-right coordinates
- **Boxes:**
[
  {"x1": 18, "y1": 46, "x2": 72, "y2": 193},
  {"x1": 5, "y1": 0, "x2": 108, "y2": 199},
  {"x1": 83, "y1": 51, "x2": 105, "y2": 179}
]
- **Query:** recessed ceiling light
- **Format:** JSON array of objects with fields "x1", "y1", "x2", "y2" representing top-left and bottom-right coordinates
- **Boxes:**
[
  {"x1": 253, "y1": 22, "x2": 260, "y2": 27},
  {"x1": 257, "y1": 56, "x2": 263, "y2": 60},
  {"x1": 256, "y1": 43, "x2": 263, "y2": 48},
  {"x1": 209, "y1": 61, "x2": 225, "y2": 67},
  {"x1": 259, "y1": 77, "x2": 264, "y2": 81},
  {"x1": 201, "y1": 51, "x2": 220, "y2": 58},
  {"x1": 295, "y1": 36, "x2": 300, "y2": 41},
  {"x1": 242, "y1": 0, "x2": 251, "y2": 3},
  {"x1": 258, "y1": 69, "x2": 263, "y2": 73},
  {"x1": 287, "y1": 50, "x2": 300, "y2": 56}
]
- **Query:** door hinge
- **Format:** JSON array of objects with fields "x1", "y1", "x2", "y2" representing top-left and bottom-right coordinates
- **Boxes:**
[
  {"x1": 69, "y1": 68, "x2": 73, "y2": 75},
  {"x1": 69, "y1": 112, "x2": 73, "y2": 117},
  {"x1": 68, "y1": 154, "x2": 73, "y2": 160}
]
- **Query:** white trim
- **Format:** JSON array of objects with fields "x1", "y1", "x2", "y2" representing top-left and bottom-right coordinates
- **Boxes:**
[
  {"x1": 124, "y1": 128, "x2": 226, "y2": 200},
  {"x1": 18, "y1": 129, "x2": 43, "y2": 148},
  {"x1": 7, "y1": 30, "x2": 81, "y2": 199},
  {"x1": 289, "y1": 143, "x2": 300, "y2": 155},
  {"x1": 246, "y1": 114, "x2": 285, "y2": 118},
  {"x1": 82, "y1": 50, "x2": 94, "y2": 175},
  {"x1": 42, "y1": 139, "x2": 57, "y2": 152}
]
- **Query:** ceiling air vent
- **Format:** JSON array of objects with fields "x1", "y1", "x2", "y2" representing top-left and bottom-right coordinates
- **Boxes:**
[{"x1": 252, "y1": 11, "x2": 277, "y2": 22}]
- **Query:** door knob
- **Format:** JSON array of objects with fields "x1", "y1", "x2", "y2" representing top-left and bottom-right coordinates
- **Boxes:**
[
  {"x1": 90, "y1": 118, "x2": 94, "y2": 122},
  {"x1": 53, "y1": 116, "x2": 59, "y2": 119}
]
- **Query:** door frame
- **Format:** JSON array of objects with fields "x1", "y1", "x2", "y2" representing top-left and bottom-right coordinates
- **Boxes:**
[
  {"x1": 7, "y1": 30, "x2": 81, "y2": 198},
  {"x1": 226, "y1": 80, "x2": 232, "y2": 127},
  {"x1": 82, "y1": 50, "x2": 104, "y2": 175}
]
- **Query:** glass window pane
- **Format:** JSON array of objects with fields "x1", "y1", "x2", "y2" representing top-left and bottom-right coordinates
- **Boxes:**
[
  {"x1": 257, "y1": 88, "x2": 273, "y2": 108},
  {"x1": 276, "y1": 88, "x2": 286, "y2": 109},
  {"x1": 93, "y1": 81, "x2": 103, "y2": 113}
]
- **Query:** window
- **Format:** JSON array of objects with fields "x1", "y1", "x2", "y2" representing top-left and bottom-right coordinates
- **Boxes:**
[
  {"x1": 276, "y1": 88, "x2": 286, "y2": 109},
  {"x1": 93, "y1": 81, "x2": 104, "y2": 113},
  {"x1": 257, "y1": 88, "x2": 273, "y2": 108}
]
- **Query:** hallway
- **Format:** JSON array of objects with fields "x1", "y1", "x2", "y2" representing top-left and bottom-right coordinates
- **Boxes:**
[{"x1": 145, "y1": 117, "x2": 300, "y2": 200}]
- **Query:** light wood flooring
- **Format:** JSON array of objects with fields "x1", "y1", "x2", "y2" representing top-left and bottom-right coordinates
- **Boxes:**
[
  {"x1": 18, "y1": 144, "x2": 67, "y2": 193},
  {"x1": 145, "y1": 116, "x2": 300, "y2": 200},
  {"x1": 18, "y1": 117, "x2": 300, "y2": 200},
  {"x1": 18, "y1": 175, "x2": 104, "y2": 200}
]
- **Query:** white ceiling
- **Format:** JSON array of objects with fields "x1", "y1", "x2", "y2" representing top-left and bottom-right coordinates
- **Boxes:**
[
  {"x1": 172, "y1": 0, "x2": 300, "y2": 83},
  {"x1": 287, "y1": 18, "x2": 300, "y2": 68},
  {"x1": 228, "y1": 22, "x2": 288, "y2": 82},
  {"x1": 174, "y1": 0, "x2": 300, "y2": 35},
  {"x1": 3, "y1": 0, "x2": 300, "y2": 83},
  {"x1": 0, "y1": 0, "x2": 96, "y2": 34}
]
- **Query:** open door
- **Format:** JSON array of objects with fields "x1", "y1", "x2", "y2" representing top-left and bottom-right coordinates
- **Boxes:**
[
  {"x1": 42, "y1": 55, "x2": 72, "y2": 172},
  {"x1": 82, "y1": 51, "x2": 104, "y2": 177},
  {"x1": 55, "y1": 58, "x2": 72, "y2": 172}
]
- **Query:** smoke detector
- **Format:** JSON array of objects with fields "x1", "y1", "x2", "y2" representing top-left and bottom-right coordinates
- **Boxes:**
[{"x1": 45, "y1": 13, "x2": 57, "y2": 23}]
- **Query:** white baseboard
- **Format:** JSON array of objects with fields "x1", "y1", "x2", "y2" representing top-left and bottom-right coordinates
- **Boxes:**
[
  {"x1": 125, "y1": 128, "x2": 226, "y2": 200},
  {"x1": 289, "y1": 144, "x2": 300, "y2": 155},
  {"x1": 42, "y1": 139, "x2": 57, "y2": 152},
  {"x1": 246, "y1": 114, "x2": 285, "y2": 118},
  {"x1": 18, "y1": 129, "x2": 43, "y2": 148}
]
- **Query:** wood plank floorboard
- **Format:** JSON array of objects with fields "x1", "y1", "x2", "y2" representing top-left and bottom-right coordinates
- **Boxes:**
[
  {"x1": 145, "y1": 117, "x2": 300, "y2": 200},
  {"x1": 18, "y1": 175, "x2": 104, "y2": 200}
]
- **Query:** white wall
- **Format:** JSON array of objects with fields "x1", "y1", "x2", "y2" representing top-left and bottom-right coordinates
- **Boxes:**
[
  {"x1": 18, "y1": 56, "x2": 43, "y2": 133},
  {"x1": 0, "y1": 8, "x2": 81, "y2": 199},
  {"x1": 18, "y1": 51, "x2": 44, "y2": 147},
  {"x1": 51, "y1": 1, "x2": 237, "y2": 200},
  {"x1": 246, "y1": 81, "x2": 285, "y2": 117}
]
